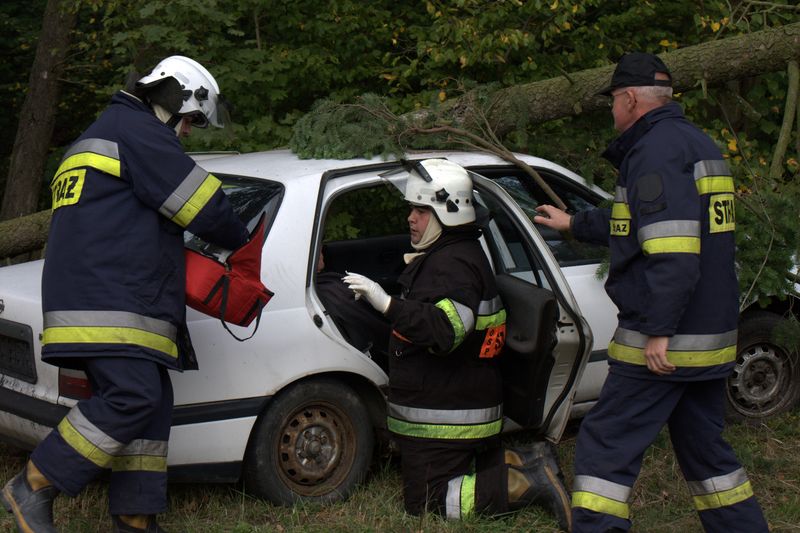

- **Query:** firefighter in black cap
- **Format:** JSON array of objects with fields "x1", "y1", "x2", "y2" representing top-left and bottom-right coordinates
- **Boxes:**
[{"x1": 535, "y1": 52, "x2": 768, "y2": 533}]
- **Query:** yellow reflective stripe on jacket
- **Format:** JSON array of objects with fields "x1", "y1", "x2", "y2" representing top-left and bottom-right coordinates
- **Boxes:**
[
  {"x1": 571, "y1": 475, "x2": 631, "y2": 519},
  {"x1": 611, "y1": 202, "x2": 631, "y2": 219},
  {"x1": 610, "y1": 328, "x2": 737, "y2": 367},
  {"x1": 387, "y1": 416, "x2": 502, "y2": 439},
  {"x1": 693, "y1": 480, "x2": 754, "y2": 511},
  {"x1": 694, "y1": 160, "x2": 733, "y2": 196},
  {"x1": 56, "y1": 152, "x2": 121, "y2": 179},
  {"x1": 609, "y1": 341, "x2": 735, "y2": 367},
  {"x1": 435, "y1": 298, "x2": 474, "y2": 350},
  {"x1": 476, "y1": 309, "x2": 506, "y2": 330},
  {"x1": 388, "y1": 402, "x2": 502, "y2": 425},
  {"x1": 55, "y1": 138, "x2": 122, "y2": 179},
  {"x1": 638, "y1": 220, "x2": 701, "y2": 254},
  {"x1": 572, "y1": 491, "x2": 630, "y2": 519},
  {"x1": 42, "y1": 326, "x2": 178, "y2": 358},
  {"x1": 696, "y1": 176, "x2": 735, "y2": 195},
  {"x1": 476, "y1": 296, "x2": 506, "y2": 330},
  {"x1": 641, "y1": 236, "x2": 701, "y2": 254},
  {"x1": 158, "y1": 164, "x2": 222, "y2": 228},
  {"x1": 42, "y1": 310, "x2": 179, "y2": 359}
]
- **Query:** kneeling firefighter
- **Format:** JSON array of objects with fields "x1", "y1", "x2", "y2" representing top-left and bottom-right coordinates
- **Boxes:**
[
  {"x1": 1, "y1": 56, "x2": 249, "y2": 533},
  {"x1": 343, "y1": 159, "x2": 571, "y2": 530}
]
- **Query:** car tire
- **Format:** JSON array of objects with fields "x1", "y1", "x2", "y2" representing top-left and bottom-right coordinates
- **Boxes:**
[
  {"x1": 243, "y1": 377, "x2": 374, "y2": 505},
  {"x1": 726, "y1": 312, "x2": 800, "y2": 422}
]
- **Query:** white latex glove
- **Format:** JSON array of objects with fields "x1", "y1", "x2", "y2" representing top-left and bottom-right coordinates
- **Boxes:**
[{"x1": 342, "y1": 271, "x2": 391, "y2": 314}]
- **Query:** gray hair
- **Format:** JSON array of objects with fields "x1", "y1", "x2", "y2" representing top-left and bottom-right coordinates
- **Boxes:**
[{"x1": 630, "y1": 85, "x2": 673, "y2": 103}]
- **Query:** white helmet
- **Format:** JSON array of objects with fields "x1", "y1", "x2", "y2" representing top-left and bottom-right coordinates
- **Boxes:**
[
  {"x1": 137, "y1": 55, "x2": 224, "y2": 128},
  {"x1": 403, "y1": 159, "x2": 475, "y2": 227}
]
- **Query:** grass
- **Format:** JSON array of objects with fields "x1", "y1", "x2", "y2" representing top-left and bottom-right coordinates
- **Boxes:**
[{"x1": 2, "y1": 410, "x2": 799, "y2": 532}]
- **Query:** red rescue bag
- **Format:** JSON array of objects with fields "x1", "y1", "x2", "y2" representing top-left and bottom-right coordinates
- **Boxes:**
[{"x1": 184, "y1": 213, "x2": 273, "y2": 341}]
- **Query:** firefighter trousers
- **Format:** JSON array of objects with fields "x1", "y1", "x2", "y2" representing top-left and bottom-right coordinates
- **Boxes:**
[
  {"x1": 395, "y1": 435, "x2": 507, "y2": 518},
  {"x1": 31, "y1": 357, "x2": 173, "y2": 515},
  {"x1": 572, "y1": 372, "x2": 768, "y2": 533}
]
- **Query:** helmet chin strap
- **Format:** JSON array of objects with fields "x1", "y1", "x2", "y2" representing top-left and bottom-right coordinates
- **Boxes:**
[{"x1": 152, "y1": 104, "x2": 183, "y2": 135}]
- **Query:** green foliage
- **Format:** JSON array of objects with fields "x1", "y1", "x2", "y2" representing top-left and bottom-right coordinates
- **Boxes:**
[
  {"x1": 3, "y1": 0, "x2": 800, "y2": 311},
  {"x1": 323, "y1": 184, "x2": 408, "y2": 242},
  {"x1": 290, "y1": 96, "x2": 408, "y2": 159}
]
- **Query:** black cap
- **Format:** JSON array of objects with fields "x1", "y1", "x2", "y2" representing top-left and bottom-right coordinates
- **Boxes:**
[{"x1": 597, "y1": 52, "x2": 672, "y2": 96}]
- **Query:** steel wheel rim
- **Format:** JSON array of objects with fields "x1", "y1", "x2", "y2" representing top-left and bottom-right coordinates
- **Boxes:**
[
  {"x1": 274, "y1": 400, "x2": 357, "y2": 496},
  {"x1": 728, "y1": 342, "x2": 793, "y2": 417}
]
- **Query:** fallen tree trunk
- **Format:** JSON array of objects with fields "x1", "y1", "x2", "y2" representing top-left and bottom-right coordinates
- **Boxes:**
[
  {"x1": 3, "y1": 23, "x2": 800, "y2": 260},
  {"x1": 444, "y1": 22, "x2": 800, "y2": 136},
  {"x1": 0, "y1": 209, "x2": 50, "y2": 260}
]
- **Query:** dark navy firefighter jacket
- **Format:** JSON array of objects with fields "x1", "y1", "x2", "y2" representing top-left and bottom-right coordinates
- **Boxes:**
[
  {"x1": 41, "y1": 92, "x2": 248, "y2": 371},
  {"x1": 571, "y1": 102, "x2": 737, "y2": 381}
]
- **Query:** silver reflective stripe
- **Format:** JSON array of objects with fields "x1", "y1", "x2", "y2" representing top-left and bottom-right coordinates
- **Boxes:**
[
  {"x1": 614, "y1": 327, "x2": 737, "y2": 351},
  {"x1": 61, "y1": 138, "x2": 120, "y2": 162},
  {"x1": 388, "y1": 402, "x2": 503, "y2": 425},
  {"x1": 159, "y1": 164, "x2": 210, "y2": 219},
  {"x1": 694, "y1": 160, "x2": 731, "y2": 179},
  {"x1": 67, "y1": 407, "x2": 124, "y2": 456},
  {"x1": 614, "y1": 186, "x2": 628, "y2": 203},
  {"x1": 477, "y1": 296, "x2": 503, "y2": 315},
  {"x1": 686, "y1": 468, "x2": 749, "y2": 496},
  {"x1": 446, "y1": 475, "x2": 464, "y2": 519},
  {"x1": 44, "y1": 310, "x2": 177, "y2": 340},
  {"x1": 638, "y1": 220, "x2": 701, "y2": 244},
  {"x1": 118, "y1": 438, "x2": 168, "y2": 458},
  {"x1": 573, "y1": 475, "x2": 632, "y2": 503},
  {"x1": 452, "y1": 300, "x2": 475, "y2": 334}
]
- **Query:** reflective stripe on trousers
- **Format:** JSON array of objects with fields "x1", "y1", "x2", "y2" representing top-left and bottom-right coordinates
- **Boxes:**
[{"x1": 445, "y1": 473, "x2": 477, "y2": 519}]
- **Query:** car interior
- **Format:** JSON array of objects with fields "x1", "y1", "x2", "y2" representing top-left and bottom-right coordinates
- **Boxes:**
[{"x1": 315, "y1": 178, "x2": 564, "y2": 431}]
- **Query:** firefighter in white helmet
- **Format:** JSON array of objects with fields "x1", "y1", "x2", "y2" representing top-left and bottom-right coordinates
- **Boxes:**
[
  {"x1": 1, "y1": 56, "x2": 248, "y2": 533},
  {"x1": 343, "y1": 159, "x2": 571, "y2": 529}
]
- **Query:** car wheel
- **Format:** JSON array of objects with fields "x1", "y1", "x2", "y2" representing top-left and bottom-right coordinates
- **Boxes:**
[
  {"x1": 726, "y1": 312, "x2": 800, "y2": 422},
  {"x1": 243, "y1": 377, "x2": 374, "y2": 505}
]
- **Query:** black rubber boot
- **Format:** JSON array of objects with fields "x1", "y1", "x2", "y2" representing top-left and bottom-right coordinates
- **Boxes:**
[
  {"x1": 507, "y1": 457, "x2": 572, "y2": 532},
  {"x1": 506, "y1": 440, "x2": 565, "y2": 482},
  {"x1": 112, "y1": 515, "x2": 170, "y2": 533},
  {"x1": 1, "y1": 467, "x2": 60, "y2": 533}
]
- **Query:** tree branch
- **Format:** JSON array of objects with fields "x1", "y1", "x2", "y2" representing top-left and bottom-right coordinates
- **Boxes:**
[{"x1": 770, "y1": 60, "x2": 799, "y2": 178}]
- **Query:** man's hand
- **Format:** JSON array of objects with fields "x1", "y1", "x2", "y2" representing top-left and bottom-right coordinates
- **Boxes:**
[
  {"x1": 342, "y1": 272, "x2": 391, "y2": 314},
  {"x1": 533, "y1": 205, "x2": 572, "y2": 232},
  {"x1": 643, "y1": 336, "x2": 675, "y2": 376}
]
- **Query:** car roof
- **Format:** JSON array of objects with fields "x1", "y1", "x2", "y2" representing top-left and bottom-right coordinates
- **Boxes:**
[{"x1": 192, "y1": 149, "x2": 609, "y2": 198}]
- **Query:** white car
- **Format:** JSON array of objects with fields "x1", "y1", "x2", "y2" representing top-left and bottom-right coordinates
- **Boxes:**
[{"x1": 0, "y1": 149, "x2": 795, "y2": 505}]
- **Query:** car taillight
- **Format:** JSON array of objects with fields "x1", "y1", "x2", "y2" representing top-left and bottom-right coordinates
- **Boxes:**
[{"x1": 59, "y1": 368, "x2": 91, "y2": 400}]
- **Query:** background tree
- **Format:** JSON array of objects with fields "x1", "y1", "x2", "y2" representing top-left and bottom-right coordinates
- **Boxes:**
[
  {"x1": 0, "y1": 0, "x2": 75, "y2": 221},
  {"x1": 0, "y1": 0, "x2": 798, "y2": 308}
]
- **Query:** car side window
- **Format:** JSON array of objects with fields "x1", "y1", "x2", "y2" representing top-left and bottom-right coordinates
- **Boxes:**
[
  {"x1": 320, "y1": 184, "x2": 410, "y2": 290},
  {"x1": 184, "y1": 175, "x2": 283, "y2": 256},
  {"x1": 483, "y1": 168, "x2": 608, "y2": 267},
  {"x1": 474, "y1": 189, "x2": 548, "y2": 289}
]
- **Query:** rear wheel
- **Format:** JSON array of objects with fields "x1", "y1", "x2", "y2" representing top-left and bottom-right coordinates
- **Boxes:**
[
  {"x1": 726, "y1": 312, "x2": 800, "y2": 422},
  {"x1": 243, "y1": 378, "x2": 374, "y2": 504}
]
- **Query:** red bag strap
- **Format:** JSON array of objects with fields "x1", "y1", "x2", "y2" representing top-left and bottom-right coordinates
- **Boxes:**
[{"x1": 217, "y1": 274, "x2": 267, "y2": 342}]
